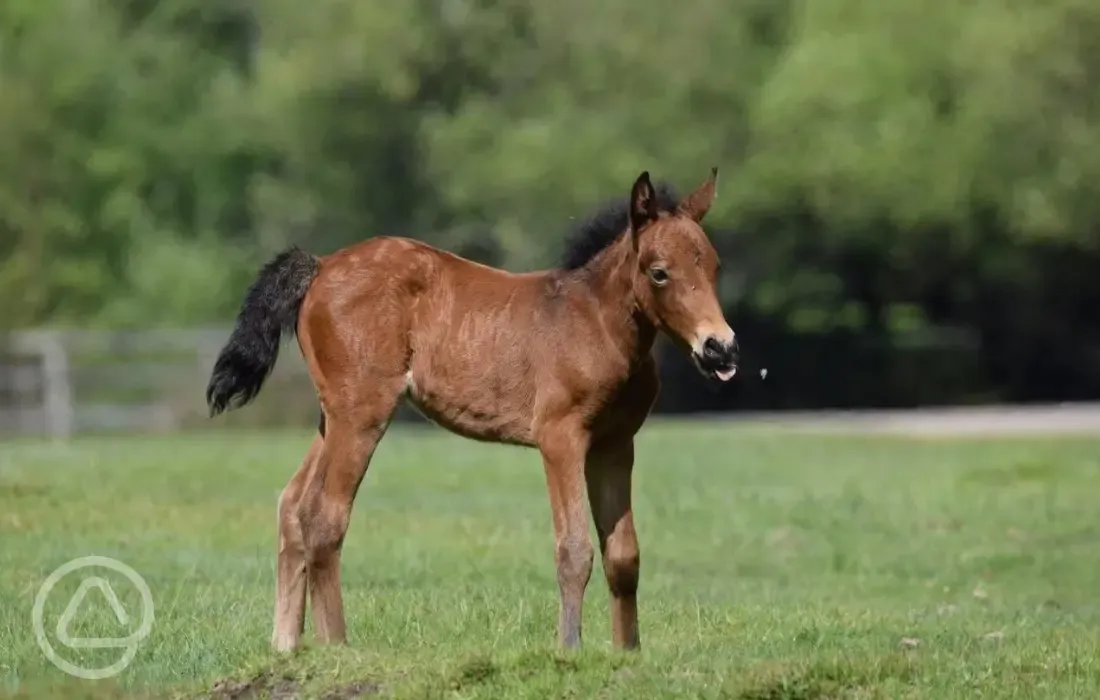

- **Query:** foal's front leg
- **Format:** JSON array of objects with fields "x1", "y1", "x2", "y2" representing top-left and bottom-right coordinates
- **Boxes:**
[
  {"x1": 539, "y1": 428, "x2": 594, "y2": 649},
  {"x1": 585, "y1": 438, "x2": 640, "y2": 650}
]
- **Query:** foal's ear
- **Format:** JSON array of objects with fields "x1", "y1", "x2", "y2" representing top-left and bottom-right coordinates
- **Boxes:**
[
  {"x1": 677, "y1": 166, "x2": 719, "y2": 222},
  {"x1": 629, "y1": 171, "x2": 659, "y2": 235}
]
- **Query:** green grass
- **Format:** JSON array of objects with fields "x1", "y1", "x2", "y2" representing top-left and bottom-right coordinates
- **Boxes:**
[{"x1": 2, "y1": 422, "x2": 1100, "y2": 699}]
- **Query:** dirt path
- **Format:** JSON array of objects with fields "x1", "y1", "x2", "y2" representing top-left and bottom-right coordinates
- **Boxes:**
[{"x1": 697, "y1": 403, "x2": 1100, "y2": 437}]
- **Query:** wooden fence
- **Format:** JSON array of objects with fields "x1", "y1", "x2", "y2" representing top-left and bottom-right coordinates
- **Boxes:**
[
  {"x1": 0, "y1": 328, "x2": 321, "y2": 439},
  {"x1": 0, "y1": 325, "x2": 999, "y2": 440}
]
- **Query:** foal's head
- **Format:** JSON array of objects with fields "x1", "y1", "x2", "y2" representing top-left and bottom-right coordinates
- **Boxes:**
[{"x1": 629, "y1": 168, "x2": 738, "y2": 382}]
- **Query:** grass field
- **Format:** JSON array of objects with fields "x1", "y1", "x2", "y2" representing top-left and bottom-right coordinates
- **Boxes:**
[{"x1": 2, "y1": 421, "x2": 1100, "y2": 699}]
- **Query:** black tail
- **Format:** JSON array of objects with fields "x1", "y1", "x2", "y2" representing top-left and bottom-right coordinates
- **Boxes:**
[{"x1": 206, "y1": 247, "x2": 321, "y2": 417}]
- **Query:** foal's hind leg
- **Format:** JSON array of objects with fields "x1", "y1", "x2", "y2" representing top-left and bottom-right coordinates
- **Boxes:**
[
  {"x1": 272, "y1": 432, "x2": 323, "y2": 652},
  {"x1": 585, "y1": 438, "x2": 641, "y2": 650},
  {"x1": 297, "y1": 382, "x2": 402, "y2": 645}
]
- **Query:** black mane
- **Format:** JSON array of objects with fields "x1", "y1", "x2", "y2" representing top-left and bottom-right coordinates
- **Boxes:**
[{"x1": 558, "y1": 182, "x2": 681, "y2": 270}]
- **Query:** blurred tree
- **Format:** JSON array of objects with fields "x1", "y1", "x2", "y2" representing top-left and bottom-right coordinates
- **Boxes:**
[{"x1": 1, "y1": 0, "x2": 1098, "y2": 406}]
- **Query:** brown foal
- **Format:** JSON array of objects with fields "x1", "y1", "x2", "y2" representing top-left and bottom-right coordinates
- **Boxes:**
[{"x1": 205, "y1": 168, "x2": 739, "y2": 653}]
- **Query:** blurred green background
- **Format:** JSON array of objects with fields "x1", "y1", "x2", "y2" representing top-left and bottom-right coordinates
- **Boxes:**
[{"x1": 3, "y1": 0, "x2": 1099, "y2": 413}]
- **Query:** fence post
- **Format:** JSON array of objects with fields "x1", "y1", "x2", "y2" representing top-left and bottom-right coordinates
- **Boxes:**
[{"x1": 39, "y1": 331, "x2": 74, "y2": 441}]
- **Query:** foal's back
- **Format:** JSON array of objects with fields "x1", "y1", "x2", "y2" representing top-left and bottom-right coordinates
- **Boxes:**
[{"x1": 296, "y1": 236, "x2": 618, "y2": 446}]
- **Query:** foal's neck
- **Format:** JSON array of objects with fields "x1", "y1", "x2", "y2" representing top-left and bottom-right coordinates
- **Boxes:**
[{"x1": 580, "y1": 232, "x2": 656, "y2": 370}]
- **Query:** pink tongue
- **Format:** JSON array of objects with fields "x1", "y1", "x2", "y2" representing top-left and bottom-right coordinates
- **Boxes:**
[{"x1": 716, "y1": 367, "x2": 737, "y2": 382}]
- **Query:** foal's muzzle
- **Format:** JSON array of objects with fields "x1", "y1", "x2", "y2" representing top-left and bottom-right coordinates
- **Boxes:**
[{"x1": 692, "y1": 335, "x2": 739, "y2": 382}]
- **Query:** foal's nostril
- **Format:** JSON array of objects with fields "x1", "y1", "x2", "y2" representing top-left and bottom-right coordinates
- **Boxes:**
[
  {"x1": 700, "y1": 335, "x2": 738, "y2": 367},
  {"x1": 703, "y1": 337, "x2": 724, "y2": 360}
]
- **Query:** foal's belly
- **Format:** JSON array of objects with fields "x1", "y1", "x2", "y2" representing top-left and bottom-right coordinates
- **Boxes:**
[{"x1": 402, "y1": 369, "x2": 536, "y2": 447}]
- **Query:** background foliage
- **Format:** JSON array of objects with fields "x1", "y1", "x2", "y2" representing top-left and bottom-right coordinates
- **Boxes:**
[{"x1": 3, "y1": 0, "x2": 1099, "y2": 410}]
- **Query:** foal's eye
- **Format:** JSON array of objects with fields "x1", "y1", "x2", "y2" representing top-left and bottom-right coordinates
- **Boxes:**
[{"x1": 648, "y1": 267, "x2": 670, "y2": 286}]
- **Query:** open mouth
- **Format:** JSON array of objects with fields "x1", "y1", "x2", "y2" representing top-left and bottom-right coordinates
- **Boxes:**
[
  {"x1": 692, "y1": 354, "x2": 738, "y2": 383},
  {"x1": 713, "y1": 366, "x2": 737, "y2": 382}
]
